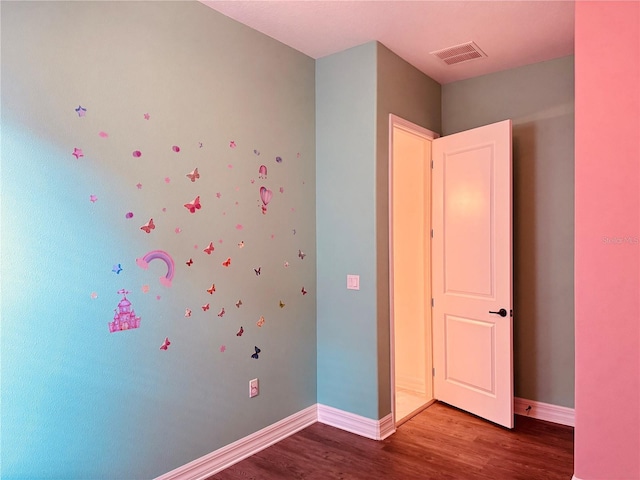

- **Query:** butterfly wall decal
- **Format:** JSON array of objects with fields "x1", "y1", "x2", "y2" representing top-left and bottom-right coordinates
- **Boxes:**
[
  {"x1": 251, "y1": 346, "x2": 261, "y2": 359},
  {"x1": 160, "y1": 337, "x2": 171, "y2": 350},
  {"x1": 237, "y1": 241, "x2": 245, "y2": 249},
  {"x1": 301, "y1": 287, "x2": 307, "y2": 296},
  {"x1": 140, "y1": 218, "x2": 155, "y2": 233},
  {"x1": 186, "y1": 258, "x2": 193, "y2": 266},
  {"x1": 218, "y1": 307, "x2": 225, "y2": 318},
  {"x1": 298, "y1": 249, "x2": 306, "y2": 260},
  {"x1": 207, "y1": 284, "x2": 216, "y2": 294},
  {"x1": 254, "y1": 267, "x2": 261, "y2": 276},
  {"x1": 202, "y1": 303, "x2": 210, "y2": 311},
  {"x1": 203, "y1": 242, "x2": 214, "y2": 255},
  {"x1": 257, "y1": 316, "x2": 265, "y2": 327},
  {"x1": 279, "y1": 300, "x2": 285, "y2": 308},
  {"x1": 184, "y1": 195, "x2": 201, "y2": 213},
  {"x1": 185, "y1": 308, "x2": 192, "y2": 317},
  {"x1": 222, "y1": 258, "x2": 231, "y2": 267},
  {"x1": 186, "y1": 168, "x2": 200, "y2": 182},
  {"x1": 235, "y1": 300, "x2": 243, "y2": 308},
  {"x1": 236, "y1": 326, "x2": 244, "y2": 336}
]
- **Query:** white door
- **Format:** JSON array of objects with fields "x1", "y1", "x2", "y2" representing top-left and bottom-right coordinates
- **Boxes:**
[{"x1": 431, "y1": 120, "x2": 513, "y2": 428}]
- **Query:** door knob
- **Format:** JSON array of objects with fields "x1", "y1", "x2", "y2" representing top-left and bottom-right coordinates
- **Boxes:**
[{"x1": 489, "y1": 308, "x2": 507, "y2": 317}]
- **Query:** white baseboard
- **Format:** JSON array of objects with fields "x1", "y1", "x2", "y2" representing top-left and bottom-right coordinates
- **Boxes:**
[
  {"x1": 317, "y1": 404, "x2": 396, "y2": 440},
  {"x1": 514, "y1": 397, "x2": 575, "y2": 427},
  {"x1": 572, "y1": 476, "x2": 583, "y2": 480},
  {"x1": 155, "y1": 404, "x2": 317, "y2": 480},
  {"x1": 395, "y1": 375, "x2": 427, "y2": 395}
]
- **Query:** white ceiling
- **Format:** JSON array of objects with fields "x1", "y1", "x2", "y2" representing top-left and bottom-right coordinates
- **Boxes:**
[{"x1": 201, "y1": 1, "x2": 575, "y2": 85}]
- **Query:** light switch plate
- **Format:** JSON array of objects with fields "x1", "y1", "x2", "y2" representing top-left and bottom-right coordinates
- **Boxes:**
[{"x1": 347, "y1": 274, "x2": 360, "y2": 290}]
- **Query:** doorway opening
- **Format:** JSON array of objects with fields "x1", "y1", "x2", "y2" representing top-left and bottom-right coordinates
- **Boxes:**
[{"x1": 389, "y1": 115, "x2": 438, "y2": 425}]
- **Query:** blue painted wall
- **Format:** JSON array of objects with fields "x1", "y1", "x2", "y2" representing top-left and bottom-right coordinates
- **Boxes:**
[
  {"x1": 316, "y1": 42, "x2": 441, "y2": 420},
  {"x1": 0, "y1": 2, "x2": 315, "y2": 478},
  {"x1": 316, "y1": 43, "x2": 379, "y2": 419}
]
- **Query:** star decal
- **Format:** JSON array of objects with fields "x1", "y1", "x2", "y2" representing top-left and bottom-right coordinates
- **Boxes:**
[
  {"x1": 136, "y1": 183, "x2": 143, "y2": 189},
  {"x1": 144, "y1": 113, "x2": 150, "y2": 120},
  {"x1": 89, "y1": 194, "x2": 97, "y2": 203},
  {"x1": 72, "y1": 148, "x2": 84, "y2": 159},
  {"x1": 112, "y1": 264, "x2": 122, "y2": 274},
  {"x1": 75, "y1": 105, "x2": 86, "y2": 117}
]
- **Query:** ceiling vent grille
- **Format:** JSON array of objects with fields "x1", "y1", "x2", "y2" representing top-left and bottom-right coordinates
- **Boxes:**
[{"x1": 431, "y1": 41, "x2": 487, "y2": 66}]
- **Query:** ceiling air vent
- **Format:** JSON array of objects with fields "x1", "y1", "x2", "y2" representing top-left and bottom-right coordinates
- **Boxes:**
[{"x1": 431, "y1": 41, "x2": 487, "y2": 66}]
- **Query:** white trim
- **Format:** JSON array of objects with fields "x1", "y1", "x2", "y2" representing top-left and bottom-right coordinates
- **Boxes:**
[
  {"x1": 317, "y1": 404, "x2": 396, "y2": 440},
  {"x1": 155, "y1": 404, "x2": 317, "y2": 480},
  {"x1": 514, "y1": 397, "x2": 575, "y2": 427},
  {"x1": 571, "y1": 476, "x2": 583, "y2": 480},
  {"x1": 389, "y1": 114, "x2": 440, "y2": 140}
]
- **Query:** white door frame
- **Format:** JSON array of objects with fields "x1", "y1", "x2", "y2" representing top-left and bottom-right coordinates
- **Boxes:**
[{"x1": 388, "y1": 114, "x2": 439, "y2": 426}]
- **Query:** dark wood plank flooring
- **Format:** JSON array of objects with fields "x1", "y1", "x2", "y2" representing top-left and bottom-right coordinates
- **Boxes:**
[{"x1": 210, "y1": 402, "x2": 574, "y2": 480}]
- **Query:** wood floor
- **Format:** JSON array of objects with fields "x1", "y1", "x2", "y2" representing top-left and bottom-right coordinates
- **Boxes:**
[{"x1": 209, "y1": 402, "x2": 574, "y2": 480}]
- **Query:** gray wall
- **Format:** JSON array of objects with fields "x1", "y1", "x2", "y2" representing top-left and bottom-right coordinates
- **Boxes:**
[
  {"x1": 1, "y1": 2, "x2": 316, "y2": 478},
  {"x1": 442, "y1": 56, "x2": 575, "y2": 407}
]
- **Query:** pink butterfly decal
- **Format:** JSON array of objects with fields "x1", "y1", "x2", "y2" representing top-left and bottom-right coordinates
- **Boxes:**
[
  {"x1": 185, "y1": 308, "x2": 192, "y2": 317},
  {"x1": 218, "y1": 307, "x2": 225, "y2": 318},
  {"x1": 254, "y1": 267, "x2": 261, "y2": 276},
  {"x1": 203, "y1": 242, "x2": 214, "y2": 255},
  {"x1": 257, "y1": 316, "x2": 265, "y2": 327},
  {"x1": 184, "y1": 196, "x2": 201, "y2": 213},
  {"x1": 301, "y1": 287, "x2": 308, "y2": 296},
  {"x1": 186, "y1": 168, "x2": 200, "y2": 182},
  {"x1": 236, "y1": 326, "x2": 244, "y2": 336},
  {"x1": 186, "y1": 258, "x2": 193, "y2": 266},
  {"x1": 222, "y1": 257, "x2": 231, "y2": 267},
  {"x1": 140, "y1": 218, "x2": 155, "y2": 233},
  {"x1": 202, "y1": 303, "x2": 210, "y2": 312},
  {"x1": 207, "y1": 284, "x2": 216, "y2": 294},
  {"x1": 235, "y1": 299, "x2": 243, "y2": 308},
  {"x1": 298, "y1": 249, "x2": 306, "y2": 260},
  {"x1": 160, "y1": 337, "x2": 171, "y2": 350}
]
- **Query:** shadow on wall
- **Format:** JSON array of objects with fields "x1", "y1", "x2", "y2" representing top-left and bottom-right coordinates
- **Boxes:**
[{"x1": 512, "y1": 122, "x2": 539, "y2": 400}]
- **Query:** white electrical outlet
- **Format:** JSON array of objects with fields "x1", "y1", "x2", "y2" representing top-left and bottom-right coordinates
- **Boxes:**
[{"x1": 249, "y1": 378, "x2": 259, "y2": 398}]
